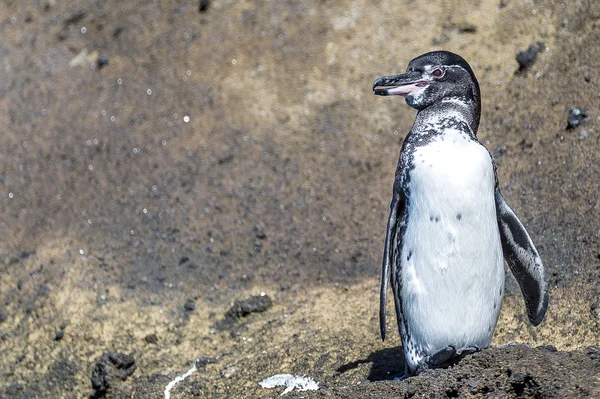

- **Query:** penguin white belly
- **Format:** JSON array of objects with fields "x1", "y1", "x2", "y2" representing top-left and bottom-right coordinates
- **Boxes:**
[{"x1": 401, "y1": 129, "x2": 504, "y2": 366}]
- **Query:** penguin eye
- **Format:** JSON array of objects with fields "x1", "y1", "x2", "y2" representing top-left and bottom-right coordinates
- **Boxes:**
[{"x1": 432, "y1": 68, "x2": 444, "y2": 78}]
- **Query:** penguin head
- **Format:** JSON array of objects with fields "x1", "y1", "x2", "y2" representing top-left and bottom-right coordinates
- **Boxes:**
[{"x1": 373, "y1": 51, "x2": 480, "y2": 118}]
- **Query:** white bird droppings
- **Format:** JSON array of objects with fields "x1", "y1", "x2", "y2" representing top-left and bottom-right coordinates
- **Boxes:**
[
  {"x1": 164, "y1": 363, "x2": 197, "y2": 399},
  {"x1": 259, "y1": 374, "x2": 319, "y2": 396}
]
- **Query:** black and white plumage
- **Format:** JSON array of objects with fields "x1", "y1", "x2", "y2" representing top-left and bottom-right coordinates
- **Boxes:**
[{"x1": 373, "y1": 51, "x2": 548, "y2": 376}]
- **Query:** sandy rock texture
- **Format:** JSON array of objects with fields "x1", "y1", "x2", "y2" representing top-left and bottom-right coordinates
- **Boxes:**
[{"x1": 0, "y1": 0, "x2": 598, "y2": 398}]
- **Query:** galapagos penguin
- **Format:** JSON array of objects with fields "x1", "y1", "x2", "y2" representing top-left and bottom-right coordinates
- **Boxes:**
[{"x1": 373, "y1": 51, "x2": 548, "y2": 376}]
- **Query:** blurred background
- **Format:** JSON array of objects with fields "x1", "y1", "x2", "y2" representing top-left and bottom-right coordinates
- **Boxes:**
[{"x1": 0, "y1": 0, "x2": 598, "y2": 397}]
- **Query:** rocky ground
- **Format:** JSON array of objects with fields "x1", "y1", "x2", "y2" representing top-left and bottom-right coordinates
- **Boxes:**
[{"x1": 0, "y1": 0, "x2": 599, "y2": 398}]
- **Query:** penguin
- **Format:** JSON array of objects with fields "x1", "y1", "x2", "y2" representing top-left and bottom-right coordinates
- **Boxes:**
[{"x1": 372, "y1": 51, "x2": 549, "y2": 376}]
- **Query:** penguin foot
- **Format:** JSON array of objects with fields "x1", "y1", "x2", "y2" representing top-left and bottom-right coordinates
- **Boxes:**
[
  {"x1": 416, "y1": 345, "x2": 481, "y2": 374},
  {"x1": 417, "y1": 345, "x2": 457, "y2": 373}
]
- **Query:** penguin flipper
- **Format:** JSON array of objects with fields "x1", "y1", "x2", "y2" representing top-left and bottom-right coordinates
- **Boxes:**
[
  {"x1": 495, "y1": 189, "x2": 549, "y2": 325},
  {"x1": 380, "y1": 190, "x2": 405, "y2": 341}
]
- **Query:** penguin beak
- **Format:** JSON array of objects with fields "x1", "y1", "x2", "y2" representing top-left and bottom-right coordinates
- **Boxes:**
[{"x1": 373, "y1": 72, "x2": 428, "y2": 96}]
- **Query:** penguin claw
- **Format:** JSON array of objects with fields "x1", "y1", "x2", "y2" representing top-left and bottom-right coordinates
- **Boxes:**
[{"x1": 457, "y1": 345, "x2": 481, "y2": 356}]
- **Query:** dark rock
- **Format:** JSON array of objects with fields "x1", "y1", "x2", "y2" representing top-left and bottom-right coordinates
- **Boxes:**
[
  {"x1": 216, "y1": 294, "x2": 273, "y2": 330},
  {"x1": 566, "y1": 108, "x2": 588, "y2": 129},
  {"x1": 516, "y1": 41, "x2": 544, "y2": 72},
  {"x1": 218, "y1": 154, "x2": 234, "y2": 164},
  {"x1": 587, "y1": 346, "x2": 600, "y2": 366},
  {"x1": 253, "y1": 224, "x2": 267, "y2": 239},
  {"x1": 457, "y1": 24, "x2": 477, "y2": 33},
  {"x1": 0, "y1": 308, "x2": 7, "y2": 323},
  {"x1": 184, "y1": 299, "x2": 196, "y2": 311},
  {"x1": 112, "y1": 26, "x2": 124, "y2": 38},
  {"x1": 509, "y1": 372, "x2": 539, "y2": 397},
  {"x1": 199, "y1": 0, "x2": 211, "y2": 12},
  {"x1": 54, "y1": 330, "x2": 64, "y2": 341},
  {"x1": 229, "y1": 294, "x2": 272, "y2": 318},
  {"x1": 195, "y1": 356, "x2": 218, "y2": 367},
  {"x1": 179, "y1": 256, "x2": 190, "y2": 265},
  {"x1": 91, "y1": 352, "x2": 136, "y2": 398},
  {"x1": 64, "y1": 9, "x2": 86, "y2": 25},
  {"x1": 144, "y1": 333, "x2": 158, "y2": 344},
  {"x1": 97, "y1": 56, "x2": 109, "y2": 68}
]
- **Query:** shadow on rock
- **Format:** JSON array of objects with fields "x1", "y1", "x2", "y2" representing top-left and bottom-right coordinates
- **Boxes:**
[{"x1": 337, "y1": 346, "x2": 406, "y2": 381}]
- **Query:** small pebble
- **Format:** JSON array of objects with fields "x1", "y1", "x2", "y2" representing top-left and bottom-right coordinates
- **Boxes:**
[
  {"x1": 195, "y1": 357, "x2": 218, "y2": 367},
  {"x1": 567, "y1": 108, "x2": 587, "y2": 129},
  {"x1": 144, "y1": 333, "x2": 158, "y2": 344},
  {"x1": 516, "y1": 41, "x2": 543, "y2": 72},
  {"x1": 179, "y1": 256, "x2": 190, "y2": 265},
  {"x1": 199, "y1": 0, "x2": 211, "y2": 12},
  {"x1": 97, "y1": 56, "x2": 109, "y2": 68},
  {"x1": 457, "y1": 24, "x2": 477, "y2": 33},
  {"x1": 184, "y1": 299, "x2": 196, "y2": 311},
  {"x1": 253, "y1": 224, "x2": 267, "y2": 239},
  {"x1": 65, "y1": 9, "x2": 86, "y2": 25}
]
